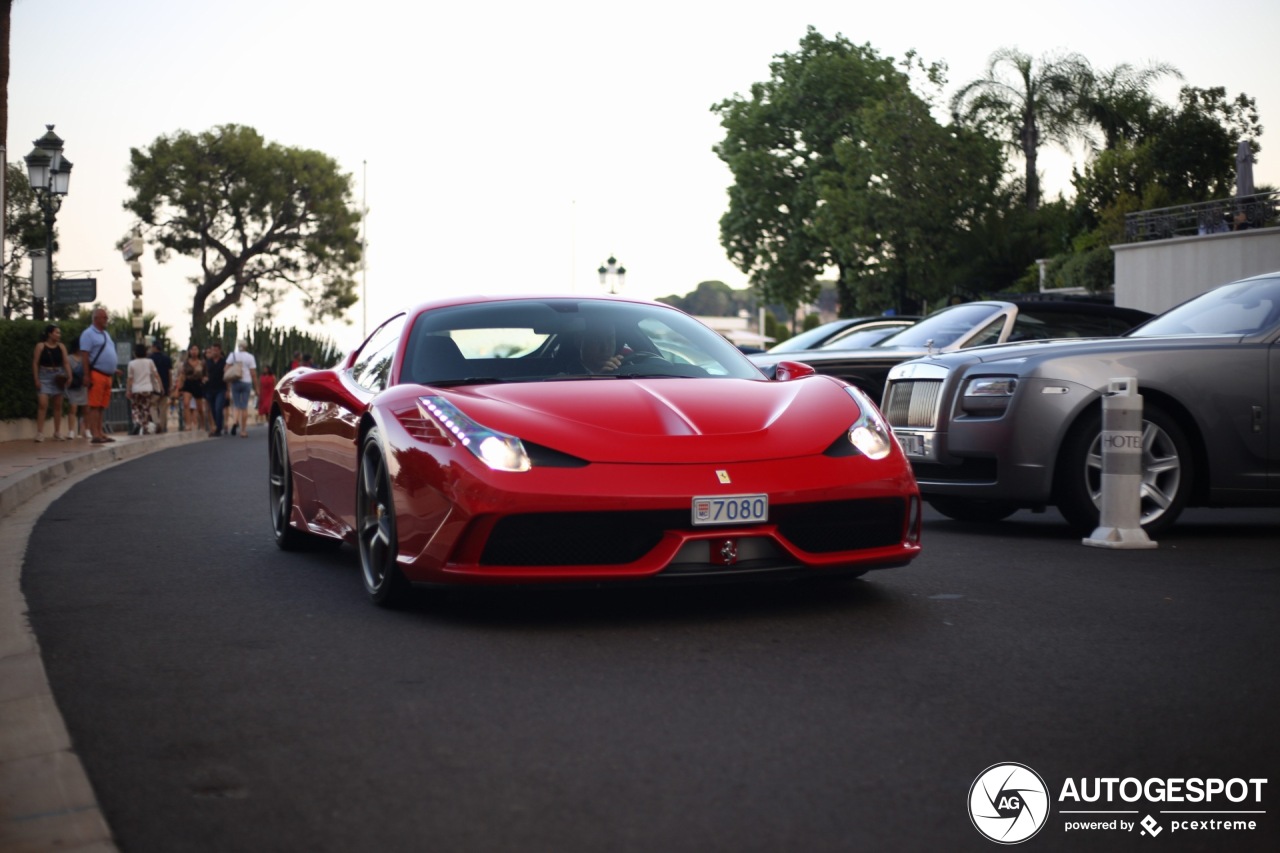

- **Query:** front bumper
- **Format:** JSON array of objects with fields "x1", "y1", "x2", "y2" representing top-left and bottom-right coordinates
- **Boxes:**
[
  {"x1": 885, "y1": 371, "x2": 1096, "y2": 506},
  {"x1": 393, "y1": 451, "x2": 923, "y2": 585}
]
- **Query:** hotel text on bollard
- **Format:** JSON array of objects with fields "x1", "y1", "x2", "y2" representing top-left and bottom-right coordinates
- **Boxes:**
[{"x1": 1083, "y1": 377, "x2": 1158, "y2": 550}]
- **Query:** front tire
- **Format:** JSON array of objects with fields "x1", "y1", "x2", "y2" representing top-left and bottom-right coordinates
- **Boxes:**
[
  {"x1": 269, "y1": 415, "x2": 310, "y2": 551},
  {"x1": 1055, "y1": 403, "x2": 1193, "y2": 534},
  {"x1": 357, "y1": 427, "x2": 412, "y2": 607}
]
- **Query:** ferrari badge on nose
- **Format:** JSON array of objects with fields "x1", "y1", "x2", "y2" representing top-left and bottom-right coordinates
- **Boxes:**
[{"x1": 712, "y1": 539, "x2": 739, "y2": 566}]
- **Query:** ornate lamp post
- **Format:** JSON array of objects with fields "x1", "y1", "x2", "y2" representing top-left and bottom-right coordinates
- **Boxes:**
[
  {"x1": 597, "y1": 255, "x2": 626, "y2": 294},
  {"x1": 23, "y1": 125, "x2": 73, "y2": 321}
]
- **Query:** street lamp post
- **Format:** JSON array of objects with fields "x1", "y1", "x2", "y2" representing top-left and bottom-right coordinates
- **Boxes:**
[
  {"x1": 23, "y1": 125, "x2": 73, "y2": 321},
  {"x1": 597, "y1": 255, "x2": 626, "y2": 294}
]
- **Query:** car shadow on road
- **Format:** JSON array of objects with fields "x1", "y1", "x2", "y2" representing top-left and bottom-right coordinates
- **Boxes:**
[
  {"x1": 390, "y1": 571, "x2": 921, "y2": 632},
  {"x1": 923, "y1": 506, "x2": 1279, "y2": 543},
  {"x1": 282, "y1": 540, "x2": 945, "y2": 632}
]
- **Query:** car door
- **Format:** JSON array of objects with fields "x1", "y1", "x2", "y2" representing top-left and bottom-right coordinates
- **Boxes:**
[{"x1": 306, "y1": 314, "x2": 405, "y2": 533}]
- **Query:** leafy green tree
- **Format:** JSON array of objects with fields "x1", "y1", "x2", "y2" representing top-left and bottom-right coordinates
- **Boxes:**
[
  {"x1": 1072, "y1": 85, "x2": 1263, "y2": 229},
  {"x1": 1077, "y1": 61, "x2": 1181, "y2": 150},
  {"x1": 1, "y1": 163, "x2": 56, "y2": 319},
  {"x1": 951, "y1": 48, "x2": 1092, "y2": 212},
  {"x1": 814, "y1": 91, "x2": 1007, "y2": 312},
  {"x1": 123, "y1": 124, "x2": 363, "y2": 342},
  {"x1": 713, "y1": 29, "x2": 913, "y2": 316}
]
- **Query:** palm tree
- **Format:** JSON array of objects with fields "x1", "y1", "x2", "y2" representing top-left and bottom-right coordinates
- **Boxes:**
[
  {"x1": 1077, "y1": 61, "x2": 1182, "y2": 150},
  {"x1": 951, "y1": 48, "x2": 1092, "y2": 212}
]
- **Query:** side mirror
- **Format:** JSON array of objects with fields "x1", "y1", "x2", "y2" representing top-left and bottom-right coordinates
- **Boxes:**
[
  {"x1": 290, "y1": 370, "x2": 362, "y2": 411},
  {"x1": 773, "y1": 360, "x2": 817, "y2": 381}
]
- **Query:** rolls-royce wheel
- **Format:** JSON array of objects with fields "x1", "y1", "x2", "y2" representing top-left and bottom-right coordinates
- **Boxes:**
[
  {"x1": 1056, "y1": 403, "x2": 1192, "y2": 535},
  {"x1": 356, "y1": 427, "x2": 412, "y2": 607}
]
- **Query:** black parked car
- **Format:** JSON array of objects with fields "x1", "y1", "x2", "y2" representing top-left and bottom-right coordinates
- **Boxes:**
[
  {"x1": 766, "y1": 316, "x2": 920, "y2": 354},
  {"x1": 881, "y1": 272, "x2": 1280, "y2": 532},
  {"x1": 749, "y1": 300, "x2": 1152, "y2": 400}
]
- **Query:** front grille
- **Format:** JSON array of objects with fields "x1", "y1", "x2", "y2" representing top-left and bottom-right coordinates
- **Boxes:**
[
  {"x1": 884, "y1": 380, "x2": 942, "y2": 429},
  {"x1": 478, "y1": 498, "x2": 907, "y2": 567}
]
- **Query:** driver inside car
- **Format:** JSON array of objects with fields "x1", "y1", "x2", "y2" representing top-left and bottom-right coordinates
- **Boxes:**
[{"x1": 579, "y1": 321, "x2": 625, "y2": 374}]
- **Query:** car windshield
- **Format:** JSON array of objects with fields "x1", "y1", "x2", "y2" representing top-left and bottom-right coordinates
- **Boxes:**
[
  {"x1": 875, "y1": 304, "x2": 1003, "y2": 349},
  {"x1": 1130, "y1": 276, "x2": 1280, "y2": 337},
  {"x1": 403, "y1": 299, "x2": 764, "y2": 386}
]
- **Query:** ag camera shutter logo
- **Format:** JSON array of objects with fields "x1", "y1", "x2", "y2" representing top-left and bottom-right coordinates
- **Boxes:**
[{"x1": 969, "y1": 763, "x2": 1050, "y2": 844}]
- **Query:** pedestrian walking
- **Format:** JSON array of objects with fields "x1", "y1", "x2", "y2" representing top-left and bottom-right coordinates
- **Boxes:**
[
  {"x1": 149, "y1": 340, "x2": 174, "y2": 433},
  {"x1": 178, "y1": 344, "x2": 207, "y2": 432},
  {"x1": 32, "y1": 324, "x2": 73, "y2": 441},
  {"x1": 225, "y1": 339, "x2": 258, "y2": 437},
  {"x1": 256, "y1": 364, "x2": 275, "y2": 424},
  {"x1": 64, "y1": 340, "x2": 88, "y2": 439},
  {"x1": 126, "y1": 343, "x2": 164, "y2": 434},
  {"x1": 79, "y1": 308, "x2": 119, "y2": 444},
  {"x1": 203, "y1": 342, "x2": 228, "y2": 436}
]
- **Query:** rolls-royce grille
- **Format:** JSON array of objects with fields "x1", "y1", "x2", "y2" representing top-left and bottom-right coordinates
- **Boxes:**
[
  {"x1": 884, "y1": 380, "x2": 942, "y2": 429},
  {"x1": 478, "y1": 499, "x2": 906, "y2": 567}
]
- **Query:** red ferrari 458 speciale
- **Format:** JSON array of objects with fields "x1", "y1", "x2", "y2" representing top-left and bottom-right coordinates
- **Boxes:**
[{"x1": 269, "y1": 295, "x2": 921, "y2": 606}]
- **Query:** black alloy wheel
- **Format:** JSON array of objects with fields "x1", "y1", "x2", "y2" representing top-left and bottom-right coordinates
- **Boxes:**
[
  {"x1": 269, "y1": 415, "x2": 309, "y2": 550},
  {"x1": 357, "y1": 427, "x2": 412, "y2": 607}
]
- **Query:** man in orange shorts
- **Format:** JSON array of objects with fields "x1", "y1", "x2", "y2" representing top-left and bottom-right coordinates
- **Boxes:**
[{"x1": 79, "y1": 307, "x2": 119, "y2": 444}]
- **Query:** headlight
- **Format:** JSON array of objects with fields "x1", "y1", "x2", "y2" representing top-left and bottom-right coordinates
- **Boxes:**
[
  {"x1": 844, "y1": 387, "x2": 894, "y2": 460},
  {"x1": 419, "y1": 396, "x2": 531, "y2": 472},
  {"x1": 961, "y1": 376, "x2": 1018, "y2": 416}
]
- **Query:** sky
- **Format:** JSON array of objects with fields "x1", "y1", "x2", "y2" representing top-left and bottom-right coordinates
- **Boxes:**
[{"x1": 7, "y1": 0, "x2": 1280, "y2": 353}]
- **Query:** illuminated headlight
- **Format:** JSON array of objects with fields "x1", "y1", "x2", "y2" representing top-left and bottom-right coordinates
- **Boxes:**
[
  {"x1": 844, "y1": 387, "x2": 894, "y2": 460},
  {"x1": 419, "y1": 396, "x2": 531, "y2": 472},
  {"x1": 961, "y1": 376, "x2": 1018, "y2": 416}
]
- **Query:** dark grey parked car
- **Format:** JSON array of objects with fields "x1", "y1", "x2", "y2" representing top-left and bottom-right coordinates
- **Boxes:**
[
  {"x1": 881, "y1": 271, "x2": 1280, "y2": 532},
  {"x1": 750, "y1": 300, "x2": 1151, "y2": 400}
]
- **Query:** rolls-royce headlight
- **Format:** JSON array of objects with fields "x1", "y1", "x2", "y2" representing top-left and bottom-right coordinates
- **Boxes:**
[
  {"x1": 419, "y1": 396, "x2": 531, "y2": 472},
  {"x1": 844, "y1": 387, "x2": 894, "y2": 460},
  {"x1": 961, "y1": 376, "x2": 1018, "y2": 416}
]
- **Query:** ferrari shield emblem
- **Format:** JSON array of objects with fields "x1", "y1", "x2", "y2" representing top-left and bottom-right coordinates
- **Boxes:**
[{"x1": 716, "y1": 470, "x2": 731, "y2": 484}]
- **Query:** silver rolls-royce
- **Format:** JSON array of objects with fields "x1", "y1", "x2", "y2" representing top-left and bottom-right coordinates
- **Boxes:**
[{"x1": 882, "y1": 271, "x2": 1280, "y2": 533}]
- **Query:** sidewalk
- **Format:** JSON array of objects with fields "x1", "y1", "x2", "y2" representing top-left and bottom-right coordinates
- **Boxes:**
[{"x1": 0, "y1": 428, "x2": 207, "y2": 853}]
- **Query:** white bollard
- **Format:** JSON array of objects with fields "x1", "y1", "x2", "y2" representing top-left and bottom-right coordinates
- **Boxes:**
[{"x1": 1082, "y1": 378, "x2": 1158, "y2": 550}]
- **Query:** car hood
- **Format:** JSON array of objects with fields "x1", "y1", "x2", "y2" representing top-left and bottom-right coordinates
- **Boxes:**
[{"x1": 437, "y1": 376, "x2": 862, "y2": 464}]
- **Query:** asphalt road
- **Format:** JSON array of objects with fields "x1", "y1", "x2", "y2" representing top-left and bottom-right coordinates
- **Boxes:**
[{"x1": 22, "y1": 433, "x2": 1280, "y2": 852}]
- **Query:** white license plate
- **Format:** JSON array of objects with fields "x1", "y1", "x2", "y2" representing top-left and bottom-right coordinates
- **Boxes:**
[
  {"x1": 692, "y1": 494, "x2": 769, "y2": 526},
  {"x1": 897, "y1": 432, "x2": 925, "y2": 457}
]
